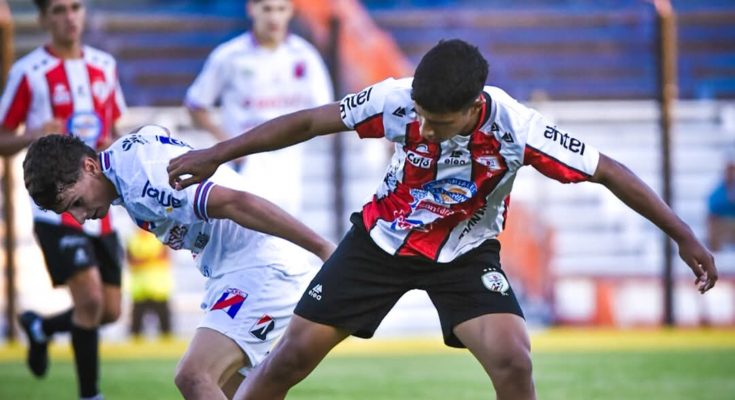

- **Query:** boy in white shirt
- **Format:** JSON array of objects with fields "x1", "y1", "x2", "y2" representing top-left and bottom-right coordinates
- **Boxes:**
[{"x1": 22, "y1": 125, "x2": 335, "y2": 400}]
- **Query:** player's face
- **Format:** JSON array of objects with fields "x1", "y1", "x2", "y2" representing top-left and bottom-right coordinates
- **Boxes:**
[
  {"x1": 54, "y1": 157, "x2": 116, "y2": 224},
  {"x1": 414, "y1": 99, "x2": 484, "y2": 143},
  {"x1": 40, "y1": 0, "x2": 86, "y2": 46},
  {"x1": 248, "y1": 0, "x2": 293, "y2": 46}
]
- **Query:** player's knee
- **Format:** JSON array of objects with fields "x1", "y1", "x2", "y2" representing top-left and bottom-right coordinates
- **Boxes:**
[
  {"x1": 494, "y1": 349, "x2": 533, "y2": 380},
  {"x1": 264, "y1": 341, "x2": 316, "y2": 382},
  {"x1": 101, "y1": 303, "x2": 122, "y2": 324},
  {"x1": 174, "y1": 364, "x2": 212, "y2": 396},
  {"x1": 73, "y1": 293, "x2": 104, "y2": 327}
]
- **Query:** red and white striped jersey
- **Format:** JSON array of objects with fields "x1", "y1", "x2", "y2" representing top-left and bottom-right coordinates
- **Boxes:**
[
  {"x1": 340, "y1": 78, "x2": 600, "y2": 262},
  {"x1": 0, "y1": 45, "x2": 126, "y2": 236}
]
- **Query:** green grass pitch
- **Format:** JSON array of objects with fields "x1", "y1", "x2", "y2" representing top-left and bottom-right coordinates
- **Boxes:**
[{"x1": 1, "y1": 348, "x2": 734, "y2": 399}]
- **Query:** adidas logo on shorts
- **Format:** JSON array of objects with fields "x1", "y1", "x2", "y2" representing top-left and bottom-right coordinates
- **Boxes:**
[{"x1": 308, "y1": 284, "x2": 322, "y2": 301}]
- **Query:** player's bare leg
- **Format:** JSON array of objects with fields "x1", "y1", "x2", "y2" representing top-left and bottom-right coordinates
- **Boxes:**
[
  {"x1": 454, "y1": 313, "x2": 536, "y2": 400},
  {"x1": 175, "y1": 327, "x2": 248, "y2": 400},
  {"x1": 221, "y1": 371, "x2": 244, "y2": 399},
  {"x1": 234, "y1": 315, "x2": 350, "y2": 400}
]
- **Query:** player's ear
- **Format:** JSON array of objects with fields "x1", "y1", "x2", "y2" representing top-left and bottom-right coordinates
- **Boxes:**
[{"x1": 83, "y1": 156, "x2": 100, "y2": 174}]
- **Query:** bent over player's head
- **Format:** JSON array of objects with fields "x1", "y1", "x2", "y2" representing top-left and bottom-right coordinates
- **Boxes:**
[
  {"x1": 411, "y1": 39, "x2": 489, "y2": 114},
  {"x1": 23, "y1": 135, "x2": 107, "y2": 220}
]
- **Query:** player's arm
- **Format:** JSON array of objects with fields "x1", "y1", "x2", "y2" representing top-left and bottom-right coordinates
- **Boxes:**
[
  {"x1": 590, "y1": 153, "x2": 718, "y2": 293},
  {"x1": 168, "y1": 102, "x2": 347, "y2": 189},
  {"x1": 205, "y1": 184, "x2": 336, "y2": 262},
  {"x1": 187, "y1": 107, "x2": 230, "y2": 143},
  {"x1": 0, "y1": 120, "x2": 64, "y2": 156}
]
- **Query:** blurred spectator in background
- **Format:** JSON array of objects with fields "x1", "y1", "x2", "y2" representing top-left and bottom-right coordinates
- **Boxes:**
[
  {"x1": 184, "y1": 0, "x2": 333, "y2": 215},
  {"x1": 0, "y1": 1, "x2": 126, "y2": 399},
  {"x1": 707, "y1": 156, "x2": 735, "y2": 251},
  {"x1": 126, "y1": 229, "x2": 173, "y2": 339}
]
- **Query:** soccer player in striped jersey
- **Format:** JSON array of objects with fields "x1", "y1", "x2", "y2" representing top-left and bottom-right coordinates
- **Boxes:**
[
  {"x1": 23, "y1": 126, "x2": 335, "y2": 400},
  {"x1": 172, "y1": 39, "x2": 715, "y2": 399},
  {"x1": 0, "y1": 1, "x2": 125, "y2": 399}
]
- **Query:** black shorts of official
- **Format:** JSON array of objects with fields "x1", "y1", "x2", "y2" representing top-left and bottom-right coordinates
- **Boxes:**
[
  {"x1": 34, "y1": 221, "x2": 123, "y2": 287},
  {"x1": 294, "y1": 214, "x2": 524, "y2": 348}
]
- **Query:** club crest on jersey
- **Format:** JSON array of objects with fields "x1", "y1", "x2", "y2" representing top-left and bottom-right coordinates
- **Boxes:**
[
  {"x1": 481, "y1": 269, "x2": 510, "y2": 295},
  {"x1": 52, "y1": 83, "x2": 71, "y2": 105},
  {"x1": 211, "y1": 288, "x2": 248, "y2": 319},
  {"x1": 250, "y1": 315, "x2": 276, "y2": 341}
]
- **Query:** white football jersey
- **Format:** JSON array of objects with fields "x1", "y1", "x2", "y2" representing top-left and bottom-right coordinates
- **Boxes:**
[
  {"x1": 0, "y1": 45, "x2": 126, "y2": 236},
  {"x1": 340, "y1": 78, "x2": 600, "y2": 262},
  {"x1": 100, "y1": 126, "x2": 311, "y2": 278},
  {"x1": 184, "y1": 32, "x2": 334, "y2": 215},
  {"x1": 185, "y1": 32, "x2": 333, "y2": 136}
]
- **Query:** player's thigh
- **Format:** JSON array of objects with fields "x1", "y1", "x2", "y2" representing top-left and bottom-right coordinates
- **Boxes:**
[
  {"x1": 453, "y1": 313, "x2": 531, "y2": 371},
  {"x1": 177, "y1": 327, "x2": 247, "y2": 384}
]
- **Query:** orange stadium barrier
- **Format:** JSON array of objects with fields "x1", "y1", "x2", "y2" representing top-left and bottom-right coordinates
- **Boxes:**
[{"x1": 293, "y1": 0, "x2": 413, "y2": 92}]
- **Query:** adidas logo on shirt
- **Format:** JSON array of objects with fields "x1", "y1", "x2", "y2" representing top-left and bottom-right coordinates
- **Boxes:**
[{"x1": 308, "y1": 284, "x2": 322, "y2": 301}]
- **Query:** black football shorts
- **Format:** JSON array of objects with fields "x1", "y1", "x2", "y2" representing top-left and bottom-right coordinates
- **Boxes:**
[
  {"x1": 34, "y1": 222, "x2": 123, "y2": 287},
  {"x1": 294, "y1": 215, "x2": 523, "y2": 348}
]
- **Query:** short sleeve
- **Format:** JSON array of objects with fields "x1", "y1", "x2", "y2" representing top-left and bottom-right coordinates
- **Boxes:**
[
  {"x1": 339, "y1": 78, "x2": 398, "y2": 139},
  {"x1": 523, "y1": 111, "x2": 600, "y2": 183},
  {"x1": 0, "y1": 63, "x2": 31, "y2": 130}
]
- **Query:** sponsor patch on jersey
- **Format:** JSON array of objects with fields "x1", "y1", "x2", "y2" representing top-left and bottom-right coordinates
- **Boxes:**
[
  {"x1": 156, "y1": 135, "x2": 191, "y2": 148},
  {"x1": 135, "y1": 218, "x2": 156, "y2": 231},
  {"x1": 141, "y1": 180, "x2": 183, "y2": 210},
  {"x1": 52, "y1": 83, "x2": 71, "y2": 105},
  {"x1": 67, "y1": 111, "x2": 102, "y2": 148},
  {"x1": 422, "y1": 178, "x2": 477, "y2": 205},
  {"x1": 165, "y1": 225, "x2": 188, "y2": 250},
  {"x1": 339, "y1": 86, "x2": 373, "y2": 119},
  {"x1": 210, "y1": 288, "x2": 248, "y2": 319},
  {"x1": 390, "y1": 214, "x2": 428, "y2": 231},
  {"x1": 406, "y1": 149, "x2": 434, "y2": 169},
  {"x1": 543, "y1": 125, "x2": 586, "y2": 155},
  {"x1": 475, "y1": 155, "x2": 503, "y2": 171},
  {"x1": 250, "y1": 315, "x2": 276, "y2": 341},
  {"x1": 121, "y1": 134, "x2": 149, "y2": 151}
]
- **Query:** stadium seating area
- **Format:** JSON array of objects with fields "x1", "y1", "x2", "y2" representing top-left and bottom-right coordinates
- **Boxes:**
[{"x1": 7, "y1": 0, "x2": 735, "y2": 105}]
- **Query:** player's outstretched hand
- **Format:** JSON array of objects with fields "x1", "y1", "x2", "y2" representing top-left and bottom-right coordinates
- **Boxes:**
[
  {"x1": 167, "y1": 148, "x2": 220, "y2": 190},
  {"x1": 677, "y1": 237, "x2": 718, "y2": 294}
]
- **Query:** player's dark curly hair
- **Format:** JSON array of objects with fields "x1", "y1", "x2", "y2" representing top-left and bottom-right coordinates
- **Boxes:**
[
  {"x1": 23, "y1": 135, "x2": 96, "y2": 211},
  {"x1": 411, "y1": 39, "x2": 488, "y2": 113}
]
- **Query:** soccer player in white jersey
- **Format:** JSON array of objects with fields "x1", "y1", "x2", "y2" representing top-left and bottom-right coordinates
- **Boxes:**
[
  {"x1": 23, "y1": 126, "x2": 336, "y2": 400},
  {"x1": 0, "y1": 1, "x2": 125, "y2": 399},
  {"x1": 169, "y1": 39, "x2": 719, "y2": 399},
  {"x1": 184, "y1": 0, "x2": 333, "y2": 215}
]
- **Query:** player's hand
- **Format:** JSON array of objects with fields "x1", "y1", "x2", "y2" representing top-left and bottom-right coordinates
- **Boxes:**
[
  {"x1": 677, "y1": 237, "x2": 718, "y2": 294},
  {"x1": 167, "y1": 147, "x2": 220, "y2": 190}
]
